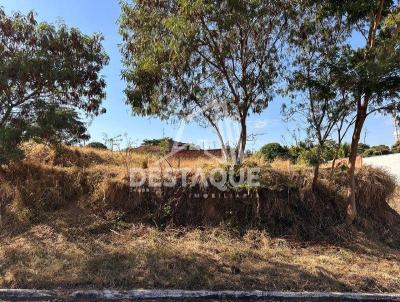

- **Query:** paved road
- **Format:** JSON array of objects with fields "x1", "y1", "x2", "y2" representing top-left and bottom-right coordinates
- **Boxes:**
[{"x1": 1, "y1": 289, "x2": 400, "y2": 302}]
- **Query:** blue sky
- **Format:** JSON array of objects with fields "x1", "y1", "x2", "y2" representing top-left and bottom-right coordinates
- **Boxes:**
[{"x1": 0, "y1": 0, "x2": 397, "y2": 150}]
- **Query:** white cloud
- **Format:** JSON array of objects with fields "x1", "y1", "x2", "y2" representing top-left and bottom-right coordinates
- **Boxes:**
[{"x1": 251, "y1": 120, "x2": 268, "y2": 129}]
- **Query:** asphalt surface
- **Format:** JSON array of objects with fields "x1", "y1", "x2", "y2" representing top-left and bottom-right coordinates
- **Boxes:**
[{"x1": 1, "y1": 289, "x2": 400, "y2": 302}]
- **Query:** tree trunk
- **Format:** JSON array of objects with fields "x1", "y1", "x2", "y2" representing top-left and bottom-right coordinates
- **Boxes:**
[
  {"x1": 346, "y1": 106, "x2": 367, "y2": 225},
  {"x1": 235, "y1": 118, "x2": 247, "y2": 165},
  {"x1": 0, "y1": 201, "x2": 4, "y2": 227},
  {"x1": 330, "y1": 144, "x2": 341, "y2": 179},
  {"x1": 312, "y1": 146, "x2": 321, "y2": 191},
  {"x1": 209, "y1": 122, "x2": 230, "y2": 162},
  {"x1": 0, "y1": 167, "x2": 5, "y2": 227},
  {"x1": 218, "y1": 139, "x2": 230, "y2": 162},
  {"x1": 345, "y1": 0, "x2": 383, "y2": 225},
  {"x1": 330, "y1": 158, "x2": 337, "y2": 178}
]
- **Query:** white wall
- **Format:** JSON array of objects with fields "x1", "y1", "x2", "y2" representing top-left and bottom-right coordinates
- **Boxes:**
[{"x1": 363, "y1": 153, "x2": 400, "y2": 183}]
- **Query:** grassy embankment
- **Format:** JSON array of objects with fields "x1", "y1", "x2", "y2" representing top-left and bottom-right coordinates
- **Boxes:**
[{"x1": 0, "y1": 143, "x2": 399, "y2": 291}]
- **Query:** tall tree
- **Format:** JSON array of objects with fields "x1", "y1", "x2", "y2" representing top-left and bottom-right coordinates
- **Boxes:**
[
  {"x1": 119, "y1": 0, "x2": 293, "y2": 164},
  {"x1": 285, "y1": 3, "x2": 354, "y2": 190},
  {"x1": 326, "y1": 0, "x2": 400, "y2": 224},
  {"x1": 0, "y1": 8, "x2": 109, "y2": 163},
  {"x1": 27, "y1": 104, "x2": 91, "y2": 145}
]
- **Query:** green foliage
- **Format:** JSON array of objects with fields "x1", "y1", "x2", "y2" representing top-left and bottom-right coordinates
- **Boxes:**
[
  {"x1": 87, "y1": 142, "x2": 108, "y2": 150},
  {"x1": 284, "y1": 0, "x2": 356, "y2": 173},
  {"x1": 375, "y1": 145, "x2": 392, "y2": 155},
  {"x1": 357, "y1": 143, "x2": 370, "y2": 155},
  {"x1": 0, "y1": 8, "x2": 109, "y2": 164},
  {"x1": 338, "y1": 142, "x2": 351, "y2": 158},
  {"x1": 362, "y1": 148, "x2": 375, "y2": 157},
  {"x1": 158, "y1": 139, "x2": 173, "y2": 154},
  {"x1": 363, "y1": 145, "x2": 392, "y2": 157},
  {"x1": 142, "y1": 137, "x2": 175, "y2": 154},
  {"x1": 142, "y1": 137, "x2": 174, "y2": 147},
  {"x1": 280, "y1": 140, "x2": 351, "y2": 166},
  {"x1": 283, "y1": 141, "x2": 395, "y2": 164},
  {"x1": 26, "y1": 105, "x2": 90, "y2": 145},
  {"x1": 287, "y1": 145, "x2": 303, "y2": 163},
  {"x1": 119, "y1": 0, "x2": 293, "y2": 163},
  {"x1": 0, "y1": 127, "x2": 24, "y2": 165},
  {"x1": 257, "y1": 140, "x2": 352, "y2": 167},
  {"x1": 259, "y1": 143, "x2": 288, "y2": 161},
  {"x1": 325, "y1": 1, "x2": 400, "y2": 148},
  {"x1": 297, "y1": 148, "x2": 319, "y2": 166}
]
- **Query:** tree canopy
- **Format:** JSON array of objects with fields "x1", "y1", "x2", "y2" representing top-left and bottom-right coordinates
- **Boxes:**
[
  {"x1": 259, "y1": 143, "x2": 288, "y2": 161},
  {"x1": 285, "y1": 0, "x2": 355, "y2": 189},
  {"x1": 0, "y1": 8, "x2": 109, "y2": 163},
  {"x1": 325, "y1": 0, "x2": 400, "y2": 223},
  {"x1": 87, "y1": 142, "x2": 108, "y2": 149},
  {"x1": 119, "y1": 0, "x2": 293, "y2": 164}
]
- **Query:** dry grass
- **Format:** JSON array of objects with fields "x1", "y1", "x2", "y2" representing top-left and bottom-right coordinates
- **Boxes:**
[
  {"x1": 0, "y1": 206, "x2": 399, "y2": 291},
  {"x1": 389, "y1": 187, "x2": 400, "y2": 214},
  {"x1": 21, "y1": 142, "x2": 221, "y2": 177},
  {"x1": 21, "y1": 142, "x2": 304, "y2": 173},
  {"x1": 2, "y1": 143, "x2": 398, "y2": 234},
  {"x1": 1, "y1": 143, "x2": 400, "y2": 291}
]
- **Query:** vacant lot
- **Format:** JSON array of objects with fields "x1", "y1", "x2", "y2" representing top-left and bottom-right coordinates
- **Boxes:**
[
  {"x1": 0, "y1": 144, "x2": 399, "y2": 291},
  {"x1": 0, "y1": 203, "x2": 400, "y2": 291}
]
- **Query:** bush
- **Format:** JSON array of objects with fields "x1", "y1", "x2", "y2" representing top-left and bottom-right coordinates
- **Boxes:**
[
  {"x1": 259, "y1": 143, "x2": 288, "y2": 161},
  {"x1": 288, "y1": 141, "x2": 343, "y2": 166},
  {"x1": 297, "y1": 147, "x2": 319, "y2": 165},
  {"x1": 375, "y1": 145, "x2": 392, "y2": 155},
  {"x1": 88, "y1": 142, "x2": 108, "y2": 149},
  {"x1": 357, "y1": 143, "x2": 371, "y2": 155},
  {"x1": 363, "y1": 145, "x2": 392, "y2": 157},
  {"x1": 0, "y1": 127, "x2": 25, "y2": 165},
  {"x1": 338, "y1": 143, "x2": 351, "y2": 158},
  {"x1": 287, "y1": 145, "x2": 302, "y2": 163},
  {"x1": 363, "y1": 149, "x2": 375, "y2": 157}
]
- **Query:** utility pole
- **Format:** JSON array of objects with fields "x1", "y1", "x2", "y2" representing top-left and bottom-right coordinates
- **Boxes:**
[{"x1": 104, "y1": 135, "x2": 123, "y2": 151}]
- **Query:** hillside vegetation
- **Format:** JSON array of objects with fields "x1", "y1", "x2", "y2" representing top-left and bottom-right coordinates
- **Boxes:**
[{"x1": 0, "y1": 143, "x2": 399, "y2": 291}]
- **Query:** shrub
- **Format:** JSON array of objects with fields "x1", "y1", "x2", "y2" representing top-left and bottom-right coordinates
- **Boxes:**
[
  {"x1": 374, "y1": 145, "x2": 392, "y2": 155},
  {"x1": 259, "y1": 143, "x2": 288, "y2": 161},
  {"x1": 287, "y1": 145, "x2": 303, "y2": 163},
  {"x1": 357, "y1": 143, "x2": 371, "y2": 155},
  {"x1": 338, "y1": 143, "x2": 351, "y2": 158},
  {"x1": 363, "y1": 149, "x2": 375, "y2": 157},
  {"x1": 88, "y1": 142, "x2": 108, "y2": 149},
  {"x1": 363, "y1": 145, "x2": 392, "y2": 157},
  {"x1": 0, "y1": 127, "x2": 25, "y2": 165},
  {"x1": 297, "y1": 147, "x2": 319, "y2": 165}
]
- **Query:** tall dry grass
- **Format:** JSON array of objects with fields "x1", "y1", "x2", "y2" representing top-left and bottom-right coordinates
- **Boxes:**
[
  {"x1": 1, "y1": 143, "x2": 400, "y2": 291},
  {"x1": 0, "y1": 209, "x2": 400, "y2": 291},
  {"x1": 0, "y1": 143, "x2": 397, "y2": 240},
  {"x1": 389, "y1": 187, "x2": 400, "y2": 214}
]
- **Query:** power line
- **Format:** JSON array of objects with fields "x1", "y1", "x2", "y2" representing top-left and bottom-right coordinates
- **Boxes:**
[{"x1": 104, "y1": 134, "x2": 123, "y2": 151}]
